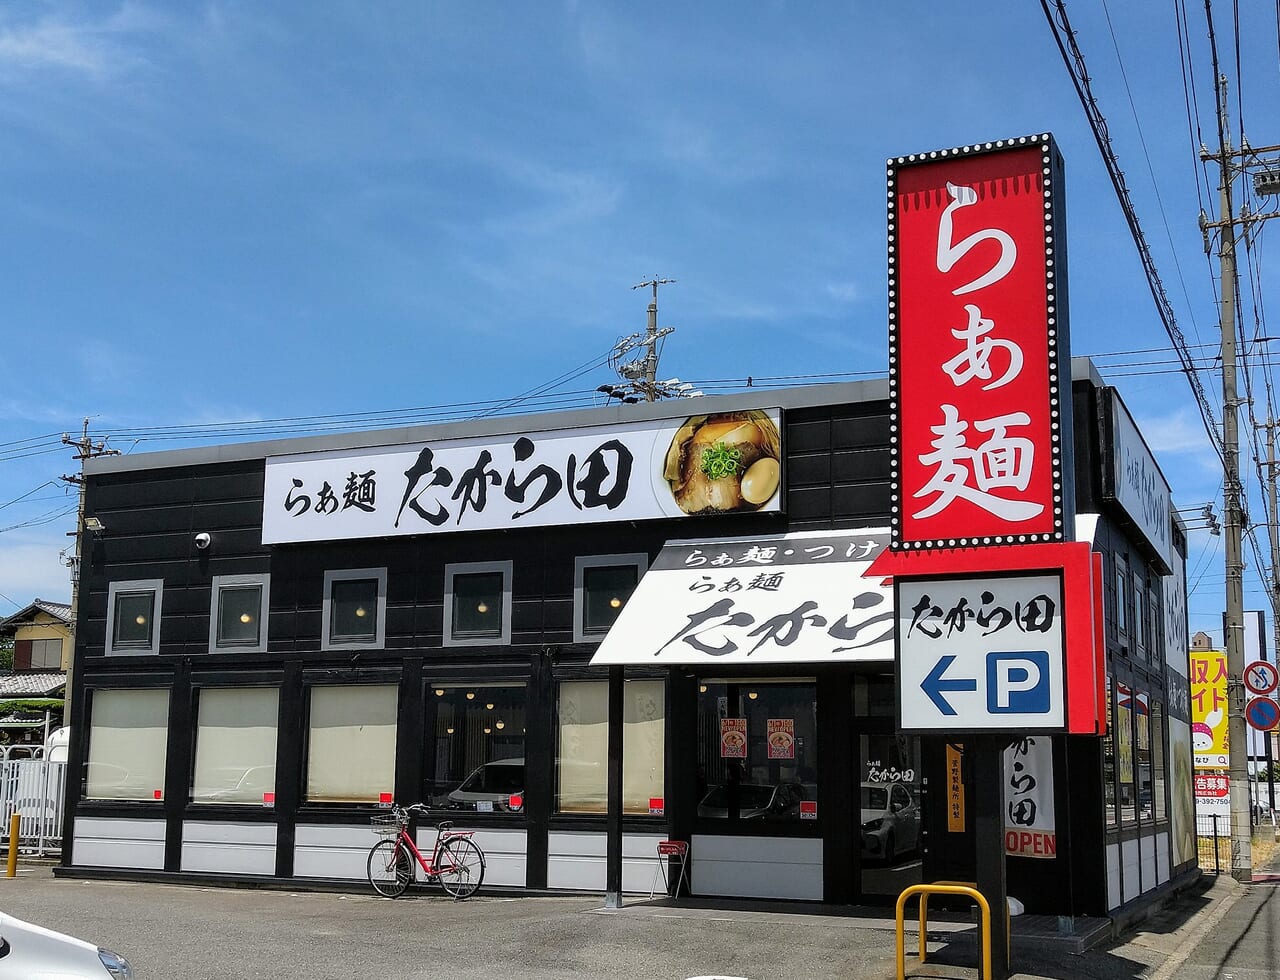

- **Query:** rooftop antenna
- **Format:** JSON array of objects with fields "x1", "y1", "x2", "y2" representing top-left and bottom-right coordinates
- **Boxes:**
[{"x1": 601, "y1": 278, "x2": 703, "y2": 404}]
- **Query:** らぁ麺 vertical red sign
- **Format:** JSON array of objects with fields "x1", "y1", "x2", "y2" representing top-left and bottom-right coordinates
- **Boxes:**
[{"x1": 888, "y1": 135, "x2": 1071, "y2": 551}]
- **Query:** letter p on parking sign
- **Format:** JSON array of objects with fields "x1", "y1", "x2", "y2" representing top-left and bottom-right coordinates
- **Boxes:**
[{"x1": 987, "y1": 651, "x2": 1051, "y2": 714}]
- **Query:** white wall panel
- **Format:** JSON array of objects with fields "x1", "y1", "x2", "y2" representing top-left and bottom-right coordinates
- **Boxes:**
[
  {"x1": 419, "y1": 828, "x2": 527, "y2": 888},
  {"x1": 691, "y1": 835, "x2": 823, "y2": 901},
  {"x1": 294, "y1": 823, "x2": 374, "y2": 879},
  {"x1": 181, "y1": 820, "x2": 277, "y2": 876},
  {"x1": 1106, "y1": 842, "x2": 1121, "y2": 910},
  {"x1": 1140, "y1": 833, "x2": 1158, "y2": 894},
  {"x1": 1121, "y1": 838, "x2": 1140, "y2": 903},
  {"x1": 72, "y1": 817, "x2": 165, "y2": 870},
  {"x1": 546, "y1": 831, "x2": 666, "y2": 892},
  {"x1": 1156, "y1": 831, "x2": 1170, "y2": 885}
]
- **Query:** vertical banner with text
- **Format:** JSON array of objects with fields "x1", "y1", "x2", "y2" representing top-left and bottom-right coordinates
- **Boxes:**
[{"x1": 888, "y1": 136, "x2": 1073, "y2": 551}]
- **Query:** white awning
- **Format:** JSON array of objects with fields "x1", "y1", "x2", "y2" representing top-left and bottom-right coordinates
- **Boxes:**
[{"x1": 590, "y1": 528, "x2": 894, "y2": 666}]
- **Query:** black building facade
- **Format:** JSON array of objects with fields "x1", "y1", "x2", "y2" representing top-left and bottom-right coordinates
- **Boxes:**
[{"x1": 59, "y1": 359, "x2": 1195, "y2": 917}]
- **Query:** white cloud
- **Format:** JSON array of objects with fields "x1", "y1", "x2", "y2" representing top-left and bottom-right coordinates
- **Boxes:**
[
  {"x1": 0, "y1": 533, "x2": 75, "y2": 615},
  {"x1": 1132, "y1": 409, "x2": 1215, "y2": 456},
  {"x1": 825, "y1": 282, "x2": 859, "y2": 303},
  {"x1": 0, "y1": 4, "x2": 159, "y2": 82}
]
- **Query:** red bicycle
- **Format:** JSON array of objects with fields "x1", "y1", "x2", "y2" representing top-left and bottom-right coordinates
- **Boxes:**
[{"x1": 366, "y1": 803, "x2": 485, "y2": 899}]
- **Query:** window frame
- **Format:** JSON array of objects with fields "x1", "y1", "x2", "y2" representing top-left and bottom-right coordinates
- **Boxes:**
[
  {"x1": 208, "y1": 573, "x2": 271, "y2": 654},
  {"x1": 444, "y1": 560, "x2": 513, "y2": 647},
  {"x1": 321, "y1": 567, "x2": 387, "y2": 651},
  {"x1": 573, "y1": 553, "x2": 648, "y2": 644},
  {"x1": 105, "y1": 579, "x2": 164, "y2": 656}
]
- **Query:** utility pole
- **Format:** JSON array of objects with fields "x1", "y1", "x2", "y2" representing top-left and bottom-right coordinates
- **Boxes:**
[
  {"x1": 1199, "y1": 72, "x2": 1280, "y2": 881},
  {"x1": 600, "y1": 279, "x2": 703, "y2": 405},
  {"x1": 1258, "y1": 418, "x2": 1280, "y2": 811},
  {"x1": 60, "y1": 419, "x2": 118, "y2": 726},
  {"x1": 632, "y1": 277, "x2": 675, "y2": 401}
]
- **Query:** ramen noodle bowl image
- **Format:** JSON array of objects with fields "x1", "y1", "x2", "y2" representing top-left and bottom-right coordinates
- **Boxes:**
[
  {"x1": 662, "y1": 411, "x2": 782, "y2": 515},
  {"x1": 721, "y1": 729, "x2": 747, "y2": 752},
  {"x1": 768, "y1": 731, "x2": 794, "y2": 752}
]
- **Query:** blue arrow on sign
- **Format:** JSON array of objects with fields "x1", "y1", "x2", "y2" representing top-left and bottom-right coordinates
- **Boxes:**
[{"x1": 922, "y1": 655, "x2": 978, "y2": 716}]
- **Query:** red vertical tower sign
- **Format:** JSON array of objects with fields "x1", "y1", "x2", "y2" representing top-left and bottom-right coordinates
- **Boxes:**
[{"x1": 888, "y1": 135, "x2": 1072, "y2": 551}]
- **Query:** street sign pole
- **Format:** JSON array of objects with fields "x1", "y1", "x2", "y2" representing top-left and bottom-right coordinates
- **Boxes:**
[{"x1": 976, "y1": 735, "x2": 1010, "y2": 980}]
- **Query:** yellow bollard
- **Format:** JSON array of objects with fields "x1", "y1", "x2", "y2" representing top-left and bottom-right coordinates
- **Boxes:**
[{"x1": 6, "y1": 812, "x2": 19, "y2": 877}]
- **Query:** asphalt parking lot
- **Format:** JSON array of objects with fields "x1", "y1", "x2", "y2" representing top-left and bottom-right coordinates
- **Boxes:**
[{"x1": 0, "y1": 865, "x2": 1234, "y2": 980}]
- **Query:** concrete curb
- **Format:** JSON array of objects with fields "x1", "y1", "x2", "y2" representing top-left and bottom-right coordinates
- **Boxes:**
[{"x1": 1144, "y1": 877, "x2": 1247, "y2": 980}]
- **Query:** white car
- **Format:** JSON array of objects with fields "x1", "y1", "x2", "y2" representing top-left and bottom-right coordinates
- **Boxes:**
[
  {"x1": 860, "y1": 781, "x2": 921, "y2": 862},
  {"x1": 0, "y1": 910, "x2": 132, "y2": 978}
]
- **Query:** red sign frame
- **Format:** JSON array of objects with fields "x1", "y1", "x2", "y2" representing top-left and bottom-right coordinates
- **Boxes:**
[
  {"x1": 869, "y1": 540, "x2": 1105, "y2": 735},
  {"x1": 888, "y1": 135, "x2": 1072, "y2": 551}
]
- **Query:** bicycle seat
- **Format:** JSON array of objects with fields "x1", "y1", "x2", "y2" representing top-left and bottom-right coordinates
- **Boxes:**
[{"x1": 436, "y1": 820, "x2": 454, "y2": 832}]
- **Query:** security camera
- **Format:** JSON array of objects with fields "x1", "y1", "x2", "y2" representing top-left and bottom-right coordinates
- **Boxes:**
[{"x1": 194, "y1": 532, "x2": 211, "y2": 550}]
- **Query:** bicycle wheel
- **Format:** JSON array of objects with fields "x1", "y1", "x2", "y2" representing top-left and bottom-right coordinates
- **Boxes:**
[
  {"x1": 436, "y1": 837, "x2": 484, "y2": 899},
  {"x1": 367, "y1": 839, "x2": 413, "y2": 898}
]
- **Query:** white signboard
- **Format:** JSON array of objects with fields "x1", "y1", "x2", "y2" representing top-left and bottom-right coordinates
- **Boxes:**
[
  {"x1": 1109, "y1": 391, "x2": 1173, "y2": 572},
  {"x1": 1004, "y1": 736, "x2": 1056, "y2": 859},
  {"x1": 590, "y1": 529, "x2": 894, "y2": 665},
  {"x1": 263, "y1": 410, "x2": 782, "y2": 544},
  {"x1": 898, "y1": 573, "x2": 1066, "y2": 733}
]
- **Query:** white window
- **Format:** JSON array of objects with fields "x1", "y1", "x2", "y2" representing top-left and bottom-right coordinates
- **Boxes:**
[
  {"x1": 29, "y1": 638, "x2": 63, "y2": 670},
  {"x1": 209, "y1": 574, "x2": 270, "y2": 653},
  {"x1": 85, "y1": 688, "x2": 170, "y2": 801},
  {"x1": 321, "y1": 568, "x2": 387, "y2": 651},
  {"x1": 573, "y1": 554, "x2": 647, "y2": 643},
  {"x1": 105, "y1": 579, "x2": 164, "y2": 656},
  {"x1": 306, "y1": 685, "x2": 397, "y2": 803},
  {"x1": 444, "y1": 561, "x2": 513, "y2": 647},
  {"x1": 192, "y1": 688, "x2": 279, "y2": 804},
  {"x1": 555, "y1": 678, "x2": 665, "y2": 815}
]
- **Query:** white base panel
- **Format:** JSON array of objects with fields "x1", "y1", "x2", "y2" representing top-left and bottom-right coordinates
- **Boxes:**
[
  {"x1": 418, "y1": 827, "x2": 527, "y2": 888},
  {"x1": 1121, "y1": 837, "x2": 1140, "y2": 903},
  {"x1": 546, "y1": 831, "x2": 667, "y2": 892},
  {"x1": 181, "y1": 820, "x2": 277, "y2": 876},
  {"x1": 1106, "y1": 842, "x2": 1121, "y2": 910},
  {"x1": 1156, "y1": 831, "x2": 1171, "y2": 885},
  {"x1": 72, "y1": 817, "x2": 166, "y2": 870},
  {"x1": 294, "y1": 824, "x2": 374, "y2": 879},
  {"x1": 691, "y1": 835, "x2": 823, "y2": 901}
]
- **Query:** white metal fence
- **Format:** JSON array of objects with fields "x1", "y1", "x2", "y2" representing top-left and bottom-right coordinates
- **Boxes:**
[{"x1": 0, "y1": 751, "x2": 66, "y2": 856}]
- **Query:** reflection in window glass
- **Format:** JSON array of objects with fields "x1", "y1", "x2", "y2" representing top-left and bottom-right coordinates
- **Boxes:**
[
  {"x1": 860, "y1": 731, "x2": 923, "y2": 896},
  {"x1": 1136, "y1": 691, "x2": 1152, "y2": 823},
  {"x1": 86, "y1": 688, "x2": 169, "y2": 801},
  {"x1": 1102, "y1": 675, "x2": 1117, "y2": 828},
  {"x1": 695, "y1": 681, "x2": 817, "y2": 823},
  {"x1": 451, "y1": 573, "x2": 505, "y2": 638},
  {"x1": 1118, "y1": 682, "x2": 1137, "y2": 824},
  {"x1": 1114, "y1": 556, "x2": 1128, "y2": 636},
  {"x1": 582, "y1": 565, "x2": 639, "y2": 635},
  {"x1": 428, "y1": 685, "x2": 526, "y2": 813},
  {"x1": 1152, "y1": 700, "x2": 1167, "y2": 821},
  {"x1": 555, "y1": 679, "x2": 665, "y2": 815},
  {"x1": 330, "y1": 579, "x2": 378, "y2": 642},
  {"x1": 192, "y1": 688, "x2": 278, "y2": 804},
  {"x1": 216, "y1": 586, "x2": 263, "y2": 647},
  {"x1": 113, "y1": 592, "x2": 156, "y2": 649},
  {"x1": 853, "y1": 674, "x2": 895, "y2": 717},
  {"x1": 306, "y1": 685, "x2": 397, "y2": 803}
]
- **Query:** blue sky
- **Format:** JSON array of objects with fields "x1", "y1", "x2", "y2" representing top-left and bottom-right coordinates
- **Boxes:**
[{"x1": 1, "y1": 1, "x2": 1276, "y2": 645}]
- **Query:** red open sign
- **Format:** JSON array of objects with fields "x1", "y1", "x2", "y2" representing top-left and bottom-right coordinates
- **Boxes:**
[
  {"x1": 508, "y1": 793, "x2": 524, "y2": 811},
  {"x1": 799, "y1": 801, "x2": 817, "y2": 820}
]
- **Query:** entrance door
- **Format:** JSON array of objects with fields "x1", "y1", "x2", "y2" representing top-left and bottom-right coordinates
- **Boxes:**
[{"x1": 855, "y1": 677, "x2": 925, "y2": 899}]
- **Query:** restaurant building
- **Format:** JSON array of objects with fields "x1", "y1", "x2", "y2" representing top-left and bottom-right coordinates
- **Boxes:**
[{"x1": 57, "y1": 356, "x2": 1195, "y2": 919}]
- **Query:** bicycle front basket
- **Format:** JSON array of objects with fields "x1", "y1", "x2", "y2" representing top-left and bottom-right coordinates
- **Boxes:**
[{"x1": 370, "y1": 812, "x2": 404, "y2": 836}]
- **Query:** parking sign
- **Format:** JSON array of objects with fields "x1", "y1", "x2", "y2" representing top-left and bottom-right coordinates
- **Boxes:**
[{"x1": 897, "y1": 572, "x2": 1067, "y2": 733}]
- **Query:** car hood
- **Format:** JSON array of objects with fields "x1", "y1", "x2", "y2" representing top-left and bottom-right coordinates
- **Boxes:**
[{"x1": 0, "y1": 910, "x2": 107, "y2": 978}]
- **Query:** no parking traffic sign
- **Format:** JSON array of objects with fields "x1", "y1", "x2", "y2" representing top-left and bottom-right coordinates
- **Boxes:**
[
  {"x1": 1244, "y1": 660, "x2": 1279, "y2": 696},
  {"x1": 1245, "y1": 695, "x2": 1280, "y2": 733}
]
